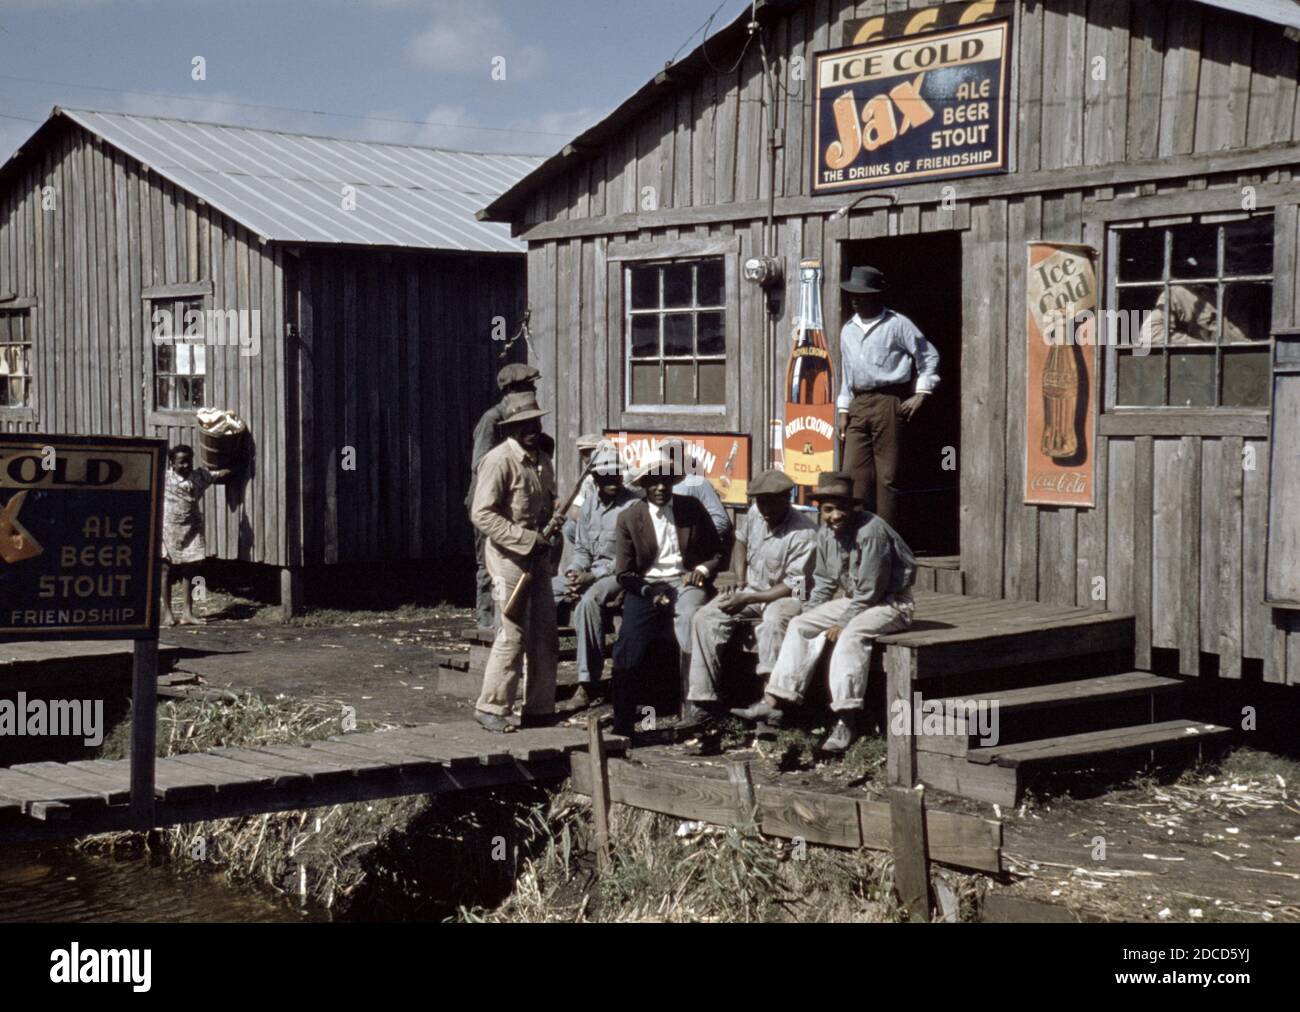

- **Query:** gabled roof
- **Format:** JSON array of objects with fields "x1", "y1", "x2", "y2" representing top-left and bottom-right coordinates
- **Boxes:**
[
  {"x1": 480, "y1": 0, "x2": 1300, "y2": 225},
  {"x1": 8, "y1": 107, "x2": 542, "y2": 253}
]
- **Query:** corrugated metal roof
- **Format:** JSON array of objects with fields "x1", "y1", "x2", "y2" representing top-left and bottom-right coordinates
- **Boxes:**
[
  {"x1": 1201, "y1": 0, "x2": 1300, "y2": 31},
  {"x1": 58, "y1": 107, "x2": 541, "y2": 253}
]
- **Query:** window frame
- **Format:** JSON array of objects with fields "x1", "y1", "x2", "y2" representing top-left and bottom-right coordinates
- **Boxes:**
[
  {"x1": 608, "y1": 238, "x2": 740, "y2": 429},
  {"x1": 145, "y1": 285, "x2": 213, "y2": 423},
  {"x1": 1103, "y1": 211, "x2": 1275, "y2": 415},
  {"x1": 0, "y1": 301, "x2": 37, "y2": 421}
]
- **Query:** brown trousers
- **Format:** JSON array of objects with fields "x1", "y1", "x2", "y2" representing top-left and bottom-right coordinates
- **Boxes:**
[{"x1": 842, "y1": 385, "x2": 909, "y2": 528}]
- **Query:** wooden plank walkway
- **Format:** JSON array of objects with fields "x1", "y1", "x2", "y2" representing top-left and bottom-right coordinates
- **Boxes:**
[{"x1": 0, "y1": 721, "x2": 627, "y2": 845}]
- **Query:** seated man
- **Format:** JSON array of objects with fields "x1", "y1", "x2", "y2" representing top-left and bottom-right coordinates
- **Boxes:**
[
  {"x1": 611, "y1": 447, "x2": 723, "y2": 737},
  {"x1": 553, "y1": 446, "x2": 637, "y2": 711},
  {"x1": 682, "y1": 469, "x2": 816, "y2": 732},
  {"x1": 562, "y1": 433, "x2": 611, "y2": 546},
  {"x1": 635, "y1": 439, "x2": 732, "y2": 540},
  {"x1": 733, "y1": 471, "x2": 917, "y2": 754}
]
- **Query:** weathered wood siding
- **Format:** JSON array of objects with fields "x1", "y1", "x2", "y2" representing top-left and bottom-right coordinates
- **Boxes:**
[
  {"x1": 0, "y1": 121, "x2": 289, "y2": 565},
  {"x1": 509, "y1": 0, "x2": 1300, "y2": 682},
  {"x1": 288, "y1": 249, "x2": 525, "y2": 566}
]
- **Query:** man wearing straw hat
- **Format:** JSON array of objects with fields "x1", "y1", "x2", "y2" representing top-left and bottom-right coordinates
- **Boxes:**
[
  {"x1": 836, "y1": 265, "x2": 940, "y2": 529},
  {"x1": 733, "y1": 471, "x2": 917, "y2": 754},
  {"x1": 554, "y1": 443, "x2": 638, "y2": 712},
  {"x1": 610, "y1": 445, "x2": 723, "y2": 737},
  {"x1": 469, "y1": 391, "x2": 560, "y2": 733}
]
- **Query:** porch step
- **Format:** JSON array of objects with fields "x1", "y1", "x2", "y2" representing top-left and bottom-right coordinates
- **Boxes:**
[
  {"x1": 916, "y1": 672, "x2": 1184, "y2": 756},
  {"x1": 970, "y1": 719, "x2": 1231, "y2": 768},
  {"x1": 917, "y1": 720, "x2": 1230, "y2": 807}
]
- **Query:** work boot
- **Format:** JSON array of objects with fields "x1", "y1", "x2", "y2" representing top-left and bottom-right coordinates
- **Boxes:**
[
  {"x1": 560, "y1": 684, "x2": 593, "y2": 713},
  {"x1": 820, "y1": 716, "x2": 858, "y2": 755},
  {"x1": 731, "y1": 699, "x2": 785, "y2": 726},
  {"x1": 676, "y1": 701, "x2": 717, "y2": 735}
]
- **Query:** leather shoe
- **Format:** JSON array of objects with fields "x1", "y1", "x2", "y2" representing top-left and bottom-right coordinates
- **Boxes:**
[
  {"x1": 820, "y1": 717, "x2": 857, "y2": 754},
  {"x1": 475, "y1": 711, "x2": 514, "y2": 734},
  {"x1": 730, "y1": 700, "x2": 785, "y2": 725}
]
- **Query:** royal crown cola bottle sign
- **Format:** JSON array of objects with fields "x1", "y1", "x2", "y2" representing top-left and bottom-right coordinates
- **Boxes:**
[{"x1": 783, "y1": 259, "x2": 837, "y2": 496}]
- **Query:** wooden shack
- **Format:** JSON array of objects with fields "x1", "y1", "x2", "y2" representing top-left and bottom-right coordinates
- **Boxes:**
[
  {"x1": 482, "y1": 0, "x2": 1300, "y2": 686},
  {"x1": 0, "y1": 108, "x2": 538, "y2": 609}
]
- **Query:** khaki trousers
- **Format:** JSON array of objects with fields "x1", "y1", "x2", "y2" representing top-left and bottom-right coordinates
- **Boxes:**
[
  {"x1": 766, "y1": 594, "x2": 914, "y2": 712},
  {"x1": 687, "y1": 596, "x2": 804, "y2": 703},
  {"x1": 842, "y1": 385, "x2": 909, "y2": 529},
  {"x1": 477, "y1": 546, "x2": 558, "y2": 717}
]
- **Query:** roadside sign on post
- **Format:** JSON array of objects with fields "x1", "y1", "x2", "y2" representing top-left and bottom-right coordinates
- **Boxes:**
[{"x1": 0, "y1": 434, "x2": 165, "y2": 823}]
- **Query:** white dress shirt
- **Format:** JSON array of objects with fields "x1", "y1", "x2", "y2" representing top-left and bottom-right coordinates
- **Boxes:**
[{"x1": 644, "y1": 502, "x2": 711, "y2": 582}]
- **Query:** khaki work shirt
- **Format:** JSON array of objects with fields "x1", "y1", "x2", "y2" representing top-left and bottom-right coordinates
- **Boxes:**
[
  {"x1": 471, "y1": 438, "x2": 556, "y2": 573},
  {"x1": 737, "y1": 507, "x2": 817, "y2": 599}
]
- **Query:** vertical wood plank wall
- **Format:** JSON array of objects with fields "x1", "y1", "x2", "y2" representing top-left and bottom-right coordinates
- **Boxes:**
[
  {"x1": 290, "y1": 249, "x2": 524, "y2": 566},
  {"x1": 0, "y1": 122, "x2": 288, "y2": 566},
  {"x1": 509, "y1": 0, "x2": 1300, "y2": 683}
]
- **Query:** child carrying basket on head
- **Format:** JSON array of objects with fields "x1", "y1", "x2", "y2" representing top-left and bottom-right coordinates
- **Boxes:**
[{"x1": 160, "y1": 444, "x2": 232, "y2": 626}]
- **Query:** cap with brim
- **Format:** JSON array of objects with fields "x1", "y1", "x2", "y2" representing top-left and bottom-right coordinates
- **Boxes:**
[
  {"x1": 499, "y1": 391, "x2": 548, "y2": 426},
  {"x1": 749, "y1": 470, "x2": 796, "y2": 498},
  {"x1": 633, "y1": 448, "x2": 687, "y2": 488},
  {"x1": 497, "y1": 363, "x2": 541, "y2": 390},
  {"x1": 809, "y1": 471, "x2": 862, "y2": 504},
  {"x1": 841, "y1": 266, "x2": 886, "y2": 295}
]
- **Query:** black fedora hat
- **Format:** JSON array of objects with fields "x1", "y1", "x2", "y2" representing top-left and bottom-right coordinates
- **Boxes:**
[
  {"x1": 809, "y1": 471, "x2": 862, "y2": 505},
  {"x1": 841, "y1": 266, "x2": 886, "y2": 294}
]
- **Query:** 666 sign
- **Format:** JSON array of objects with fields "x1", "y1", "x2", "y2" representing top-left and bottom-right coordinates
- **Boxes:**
[{"x1": 0, "y1": 435, "x2": 164, "y2": 640}]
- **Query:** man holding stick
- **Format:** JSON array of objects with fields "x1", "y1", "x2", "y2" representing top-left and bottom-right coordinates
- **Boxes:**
[{"x1": 470, "y1": 391, "x2": 560, "y2": 733}]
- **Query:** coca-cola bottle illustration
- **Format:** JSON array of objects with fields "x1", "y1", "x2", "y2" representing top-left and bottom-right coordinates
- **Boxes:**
[
  {"x1": 718, "y1": 439, "x2": 739, "y2": 496},
  {"x1": 784, "y1": 258, "x2": 837, "y2": 502},
  {"x1": 1041, "y1": 342, "x2": 1080, "y2": 460}
]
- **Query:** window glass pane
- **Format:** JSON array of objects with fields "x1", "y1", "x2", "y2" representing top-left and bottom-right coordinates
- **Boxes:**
[
  {"x1": 1117, "y1": 229, "x2": 1165, "y2": 283},
  {"x1": 0, "y1": 380, "x2": 9, "y2": 407},
  {"x1": 663, "y1": 313, "x2": 694, "y2": 357},
  {"x1": 697, "y1": 259, "x2": 724, "y2": 306},
  {"x1": 157, "y1": 377, "x2": 173, "y2": 409},
  {"x1": 630, "y1": 266, "x2": 659, "y2": 310},
  {"x1": 1161, "y1": 284, "x2": 1219, "y2": 344},
  {"x1": 1170, "y1": 223, "x2": 1220, "y2": 280},
  {"x1": 630, "y1": 315, "x2": 659, "y2": 358},
  {"x1": 192, "y1": 342, "x2": 207, "y2": 376},
  {"x1": 20, "y1": 378, "x2": 31, "y2": 407},
  {"x1": 1223, "y1": 218, "x2": 1273, "y2": 276},
  {"x1": 631, "y1": 363, "x2": 660, "y2": 405},
  {"x1": 1116, "y1": 350, "x2": 1164, "y2": 406},
  {"x1": 1222, "y1": 348, "x2": 1270, "y2": 408},
  {"x1": 1169, "y1": 349, "x2": 1216, "y2": 407},
  {"x1": 699, "y1": 362, "x2": 726, "y2": 405},
  {"x1": 1222, "y1": 282, "x2": 1273, "y2": 344},
  {"x1": 176, "y1": 342, "x2": 192, "y2": 377},
  {"x1": 1120, "y1": 286, "x2": 1166, "y2": 348},
  {"x1": 664, "y1": 264, "x2": 693, "y2": 308},
  {"x1": 0, "y1": 345, "x2": 14, "y2": 376},
  {"x1": 665, "y1": 362, "x2": 695, "y2": 404},
  {"x1": 156, "y1": 342, "x2": 174, "y2": 373},
  {"x1": 189, "y1": 377, "x2": 205, "y2": 408},
  {"x1": 697, "y1": 312, "x2": 726, "y2": 356}
]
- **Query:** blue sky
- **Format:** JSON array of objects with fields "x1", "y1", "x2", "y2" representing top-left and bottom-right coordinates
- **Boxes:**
[{"x1": 0, "y1": 0, "x2": 753, "y2": 159}]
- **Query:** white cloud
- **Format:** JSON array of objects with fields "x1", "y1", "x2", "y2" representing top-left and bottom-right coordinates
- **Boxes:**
[{"x1": 401, "y1": 0, "x2": 544, "y2": 80}]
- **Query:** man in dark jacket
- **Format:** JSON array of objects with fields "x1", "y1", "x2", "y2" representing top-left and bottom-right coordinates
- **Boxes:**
[{"x1": 610, "y1": 447, "x2": 723, "y2": 736}]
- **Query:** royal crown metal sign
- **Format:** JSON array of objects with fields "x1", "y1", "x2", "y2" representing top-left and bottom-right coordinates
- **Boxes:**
[
  {"x1": 812, "y1": 20, "x2": 1011, "y2": 195},
  {"x1": 0, "y1": 435, "x2": 165, "y2": 640}
]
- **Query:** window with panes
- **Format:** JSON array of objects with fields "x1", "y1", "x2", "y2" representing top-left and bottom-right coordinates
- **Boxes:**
[
  {"x1": 1109, "y1": 215, "x2": 1273, "y2": 408},
  {"x1": 0, "y1": 310, "x2": 33, "y2": 409},
  {"x1": 626, "y1": 258, "x2": 727, "y2": 408},
  {"x1": 151, "y1": 297, "x2": 207, "y2": 411}
]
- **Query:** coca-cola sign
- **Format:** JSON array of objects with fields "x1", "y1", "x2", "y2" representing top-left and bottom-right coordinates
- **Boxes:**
[
  {"x1": 603, "y1": 430, "x2": 751, "y2": 507},
  {"x1": 1025, "y1": 243, "x2": 1098, "y2": 508}
]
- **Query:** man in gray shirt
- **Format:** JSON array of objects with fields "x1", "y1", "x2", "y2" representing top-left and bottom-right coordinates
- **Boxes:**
[
  {"x1": 733, "y1": 471, "x2": 917, "y2": 754},
  {"x1": 835, "y1": 266, "x2": 940, "y2": 529},
  {"x1": 554, "y1": 446, "x2": 638, "y2": 711}
]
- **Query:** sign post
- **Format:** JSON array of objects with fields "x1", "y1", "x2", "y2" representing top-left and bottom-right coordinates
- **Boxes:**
[{"x1": 0, "y1": 434, "x2": 165, "y2": 825}]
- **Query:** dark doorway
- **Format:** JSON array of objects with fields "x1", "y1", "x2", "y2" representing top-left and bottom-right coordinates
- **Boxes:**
[{"x1": 840, "y1": 233, "x2": 962, "y2": 556}]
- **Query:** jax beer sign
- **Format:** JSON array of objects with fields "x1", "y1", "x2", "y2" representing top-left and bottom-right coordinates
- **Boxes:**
[
  {"x1": 1025, "y1": 243, "x2": 1098, "y2": 508},
  {"x1": 812, "y1": 20, "x2": 1010, "y2": 195},
  {"x1": 0, "y1": 435, "x2": 164, "y2": 640}
]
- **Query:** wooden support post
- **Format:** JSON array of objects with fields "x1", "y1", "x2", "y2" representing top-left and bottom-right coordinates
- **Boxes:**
[
  {"x1": 889, "y1": 784, "x2": 932, "y2": 923},
  {"x1": 728, "y1": 759, "x2": 757, "y2": 827},
  {"x1": 130, "y1": 638, "x2": 158, "y2": 826},
  {"x1": 280, "y1": 567, "x2": 303, "y2": 623},
  {"x1": 587, "y1": 717, "x2": 611, "y2": 871},
  {"x1": 885, "y1": 647, "x2": 918, "y2": 787}
]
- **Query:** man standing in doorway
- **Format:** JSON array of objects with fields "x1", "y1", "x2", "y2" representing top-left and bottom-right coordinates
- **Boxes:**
[{"x1": 835, "y1": 266, "x2": 940, "y2": 529}]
